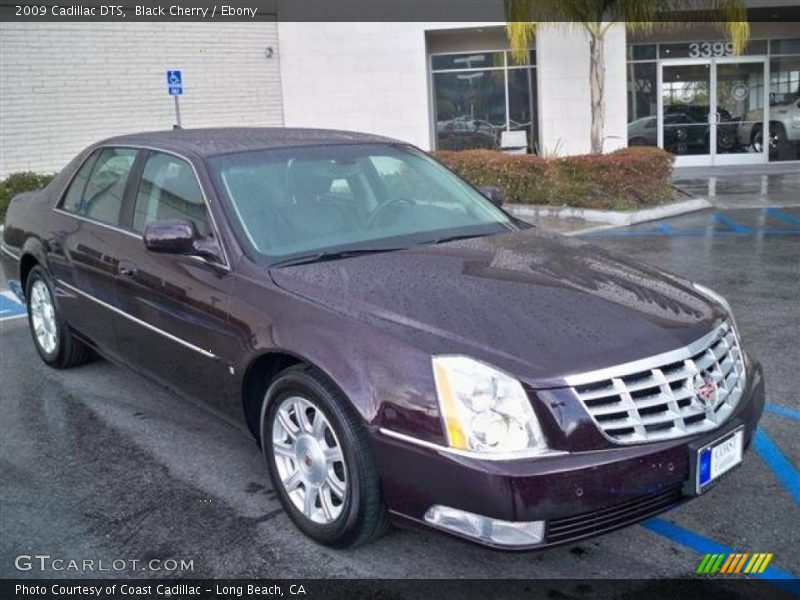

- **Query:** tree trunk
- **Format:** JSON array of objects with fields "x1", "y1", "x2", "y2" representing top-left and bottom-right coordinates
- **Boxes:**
[{"x1": 589, "y1": 32, "x2": 606, "y2": 154}]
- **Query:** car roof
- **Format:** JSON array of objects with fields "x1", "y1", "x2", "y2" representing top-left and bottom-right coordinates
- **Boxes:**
[{"x1": 98, "y1": 127, "x2": 401, "y2": 158}]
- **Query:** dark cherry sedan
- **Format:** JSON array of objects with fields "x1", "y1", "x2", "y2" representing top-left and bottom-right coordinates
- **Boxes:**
[{"x1": 1, "y1": 128, "x2": 764, "y2": 549}]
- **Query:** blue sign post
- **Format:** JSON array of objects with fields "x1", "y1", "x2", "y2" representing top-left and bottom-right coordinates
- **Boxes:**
[{"x1": 166, "y1": 70, "x2": 183, "y2": 128}]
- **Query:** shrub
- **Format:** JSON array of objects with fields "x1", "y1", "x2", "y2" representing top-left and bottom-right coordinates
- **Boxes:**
[
  {"x1": 433, "y1": 146, "x2": 674, "y2": 210},
  {"x1": 0, "y1": 172, "x2": 55, "y2": 223}
]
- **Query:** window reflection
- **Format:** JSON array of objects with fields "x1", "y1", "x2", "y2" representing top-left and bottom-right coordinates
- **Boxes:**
[
  {"x1": 434, "y1": 70, "x2": 506, "y2": 150},
  {"x1": 432, "y1": 51, "x2": 538, "y2": 152},
  {"x1": 627, "y1": 62, "x2": 658, "y2": 147},
  {"x1": 768, "y1": 55, "x2": 800, "y2": 161}
]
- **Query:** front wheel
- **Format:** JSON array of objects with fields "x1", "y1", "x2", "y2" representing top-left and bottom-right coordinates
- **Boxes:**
[
  {"x1": 261, "y1": 365, "x2": 388, "y2": 547},
  {"x1": 25, "y1": 266, "x2": 93, "y2": 368}
]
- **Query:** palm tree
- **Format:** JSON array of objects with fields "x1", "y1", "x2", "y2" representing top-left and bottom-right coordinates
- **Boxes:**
[{"x1": 505, "y1": 1, "x2": 750, "y2": 154}]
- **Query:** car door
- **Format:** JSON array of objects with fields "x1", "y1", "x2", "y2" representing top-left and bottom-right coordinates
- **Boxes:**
[
  {"x1": 111, "y1": 149, "x2": 239, "y2": 414},
  {"x1": 49, "y1": 146, "x2": 140, "y2": 357}
]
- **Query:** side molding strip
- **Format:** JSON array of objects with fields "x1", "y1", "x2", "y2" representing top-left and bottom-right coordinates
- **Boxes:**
[{"x1": 56, "y1": 279, "x2": 217, "y2": 359}]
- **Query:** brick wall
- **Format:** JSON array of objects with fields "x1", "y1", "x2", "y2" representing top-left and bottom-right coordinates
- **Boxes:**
[{"x1": 0, "y1": 22, "x2": 284, "y2": 177}]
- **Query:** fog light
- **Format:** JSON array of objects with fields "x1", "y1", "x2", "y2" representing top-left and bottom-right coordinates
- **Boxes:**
[{"x1": 424, "y1": 505, "x2": 545, "y2": 547}]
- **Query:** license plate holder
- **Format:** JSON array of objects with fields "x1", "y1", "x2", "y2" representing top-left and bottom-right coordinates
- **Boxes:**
[{"x1": 686, "y1": 423, "x2": 745, "y2": 495}]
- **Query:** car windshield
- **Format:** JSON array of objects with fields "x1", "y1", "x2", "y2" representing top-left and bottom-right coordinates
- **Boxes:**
[{"x1": 208, "y1": 143, "x2": 516, "y2": 266}]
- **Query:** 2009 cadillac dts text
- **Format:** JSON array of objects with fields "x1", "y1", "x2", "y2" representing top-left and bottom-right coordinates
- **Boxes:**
[{"x1": 0, "y1": 128, "x2": 764, "y2": 549}]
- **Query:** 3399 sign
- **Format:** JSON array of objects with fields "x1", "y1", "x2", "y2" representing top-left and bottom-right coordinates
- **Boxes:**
[{"x1": 15, "y1": 4, "x2": 124, "y2": 17}]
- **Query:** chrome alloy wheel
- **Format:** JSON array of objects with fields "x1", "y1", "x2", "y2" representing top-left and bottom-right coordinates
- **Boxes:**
[
  {"x1": 30, "y1": 279, "x2": 58, "y2": 354},
  {"x1": 272, "y1": 396, "x2": 348, "y2": 524}
]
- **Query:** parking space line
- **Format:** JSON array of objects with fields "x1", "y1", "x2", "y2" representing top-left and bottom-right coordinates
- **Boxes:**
[
  {"x1": 655, "y1": 223, "x2": 677, "y2": 235},
  {"x1": 765, "y1": 207, "x2": 800, "y2": 227},
  {"x1": 753, "y1": 429, "x2": 800, "y2": 505},
  {"x1": 765, "y1": 404, "x2": 800, "y2": 421},
  {"x1": 641, "y1": 518, "x2": 798, "y2": 592},
  {"x1": 583, "y1": 228, "x2": 800, "y2": 238},
  {"x1": 0, "y1": 290, "x2": 26, "y2": 322},
  {"x1": 714, "y1": 213, "x2": 752, "y2": 234}
]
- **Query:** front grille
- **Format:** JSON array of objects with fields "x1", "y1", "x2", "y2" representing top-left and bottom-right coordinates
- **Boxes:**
[
  {"x1": 546, "y1": 484, "x2": 683, "y2": 544},
  {"x1": 566, "y1": 322, "x2": 745, "y2": 444}
]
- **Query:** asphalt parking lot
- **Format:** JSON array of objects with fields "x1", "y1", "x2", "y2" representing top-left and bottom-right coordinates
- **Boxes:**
[{"x1": 1, "y1": 206, "x2": 798, "y2": 592}]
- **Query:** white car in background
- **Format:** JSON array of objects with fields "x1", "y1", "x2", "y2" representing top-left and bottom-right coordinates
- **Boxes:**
[{"x1": 738, "y1": 96, "x2": 800, "y2": 158}]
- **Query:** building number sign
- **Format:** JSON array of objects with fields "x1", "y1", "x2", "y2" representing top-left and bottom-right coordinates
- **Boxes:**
[{"x1": 688, "y1": 42, "x2": 735, "y2": 58}]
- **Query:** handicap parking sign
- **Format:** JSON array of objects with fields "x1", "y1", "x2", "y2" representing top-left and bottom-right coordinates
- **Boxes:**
[{"x1": 167, "y1": 70, "x2": 183, "y2": 95}]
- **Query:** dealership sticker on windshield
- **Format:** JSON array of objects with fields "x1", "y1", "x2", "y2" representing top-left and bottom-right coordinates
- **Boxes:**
[{"x1": 696, "y1": 426, "x2": 744, "y2": 494}]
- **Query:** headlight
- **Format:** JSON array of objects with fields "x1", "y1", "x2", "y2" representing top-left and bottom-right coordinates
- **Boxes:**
[{"x1": 431, "y1": 356, "x2": 549, "y2": 455}]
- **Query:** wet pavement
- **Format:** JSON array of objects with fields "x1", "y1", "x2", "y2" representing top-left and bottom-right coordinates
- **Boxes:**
[
  {"x1": 0, "y1": 207, "x2": 798, "y2": 589},
  {"x1": 673, "y1": 165, "x2": 800, "y2": 209}
]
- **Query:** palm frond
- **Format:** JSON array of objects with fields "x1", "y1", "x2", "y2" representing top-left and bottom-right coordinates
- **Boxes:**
[{"x1": 618, "y1": 0, "x2": 749, "y2": 54}]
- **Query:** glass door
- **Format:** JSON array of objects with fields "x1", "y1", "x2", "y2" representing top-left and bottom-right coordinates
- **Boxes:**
[
  {"x1": 713, "y1": 58, "x2": 768, "y2": 165},
  {"x1": 659, "y1": 60, "x2": 712, "y2": 166},
  {"x1": 658, "y1": 58, "x2": 768, "y2": 166}
]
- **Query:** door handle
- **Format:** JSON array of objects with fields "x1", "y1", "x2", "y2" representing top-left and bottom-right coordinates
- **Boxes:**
[{"x1": 118, "y1": 261, "x2": 137, "y2": 277}]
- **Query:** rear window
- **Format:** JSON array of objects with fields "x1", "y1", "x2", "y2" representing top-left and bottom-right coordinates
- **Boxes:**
[{"x1": 61, "y1": 148, "x2": 137, "y2": 226}]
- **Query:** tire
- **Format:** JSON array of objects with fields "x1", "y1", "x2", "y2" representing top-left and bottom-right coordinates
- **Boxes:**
[
  {"x1": 751, "y1": 124, "x2": 765, "y2": 153},
  {"x1": 25, "y1": 266, "x2": 93, "y2": 368},
  {"x1": 261, "y1": 364, "x2": 389, "y2": 548},
  {"x1": 755, "y1": 123, "x2": 789, "y2": 159},
  {"x1": 770, "y1": 123, "x2": 789, "y2": 160}
]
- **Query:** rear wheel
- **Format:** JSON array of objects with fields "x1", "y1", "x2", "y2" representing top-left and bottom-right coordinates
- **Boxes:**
[
  {"x1": 753, "y1": 123, "x2": 788, "y2": 159},
  {"x1": 261, "y1": 365, "x2": 388, "y2": 547},
  {"x1": 25, "y1": 266, "x2": 93, "y2": 368}
]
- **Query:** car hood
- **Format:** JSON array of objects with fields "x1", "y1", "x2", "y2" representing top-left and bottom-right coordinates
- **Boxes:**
[{"x1": 270, "y1": 229, "x2": 724, "y2": 386}]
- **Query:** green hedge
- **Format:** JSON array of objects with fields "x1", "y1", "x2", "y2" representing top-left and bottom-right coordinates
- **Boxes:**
[
  {"x1": 433, "y1": 146, "x2": 675, "y2": 210},
  {"x1": 0, "y1": 172, "x2": 55, "y2": 223}
]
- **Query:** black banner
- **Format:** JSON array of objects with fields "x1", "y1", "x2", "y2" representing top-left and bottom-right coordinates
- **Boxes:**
[
  {"x1": 2, "y1": 579, "x2": 799, "y2": 600},
  {"x1": 1, "y1": 0, "x2": 799, "y2": 22}
]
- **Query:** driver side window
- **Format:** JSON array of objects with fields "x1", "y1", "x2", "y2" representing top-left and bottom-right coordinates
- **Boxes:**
[{"x1": 132, "y1": 152, "x2": 209, "y2": 237}]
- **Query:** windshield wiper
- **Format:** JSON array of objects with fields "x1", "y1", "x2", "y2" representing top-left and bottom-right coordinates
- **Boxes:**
[
  {"x1": 270, "y1": 247, "x2": 404, "y2": 268},
  {"x1": 428, "y1": 232, "x2": 490, "y2": 245}
]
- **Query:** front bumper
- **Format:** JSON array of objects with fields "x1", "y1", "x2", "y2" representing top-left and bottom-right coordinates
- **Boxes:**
[{"x1": 372, "y1": 359, "x2": 765, "y2": 550}]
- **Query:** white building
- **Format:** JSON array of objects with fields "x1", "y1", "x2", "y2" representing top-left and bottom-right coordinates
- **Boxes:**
[{"x1": 1, "y1": 9, "x2": 798, "y2": 177}]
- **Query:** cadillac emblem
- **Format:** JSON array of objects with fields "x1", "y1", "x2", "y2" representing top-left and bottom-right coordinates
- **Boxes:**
[{"x1": 693, "y1": 373, "x2": 718, "y2": 406}]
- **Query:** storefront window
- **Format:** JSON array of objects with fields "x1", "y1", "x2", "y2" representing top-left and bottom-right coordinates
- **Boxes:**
[
  {"x1": 431, "y1": 50, "x2": 538, "y2": 152},
  {"x1": 627, "y1": 62, "x2": 658, "y2": 147},
  {"x1": 431, "y1": 52, "x2": 504, "y2": 72},
  {"x1": 508, "y1": 67, "x2": 538, "y2": 149},
  {"x1": 627, "y1": 38, "x2": 800, "y2": 162},
  {"x1": 433, "y1": 70, "x2": 506, "y2": 150},
  {"x1": 768, "y1": 54, "x2": 800, "y2": 161},
  {"x1": 627, "y1": 44, "x2": 656, "y2": 61},
  {"x1": 770, "y1": 38, "x2": 800, "y2": 56}
]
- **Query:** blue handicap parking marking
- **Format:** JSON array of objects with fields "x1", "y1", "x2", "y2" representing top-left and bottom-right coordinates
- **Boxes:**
[
  {"x1": 765, "y1": 207, "x2": 800, "y2": 227},
  {"x1": 713, "y1": 213, "x2": 752, "y2": 234},
  {"x1": 765, "y1": 403, "x2": 800, "y2": 421},
  {"x1": 642, "y1": 518, "x2": 799, "y2": 591},
  {"x1": 753, "y1": 428, "x2": 800, "y2": 505},
  {"x1": 0, "y1": 291, "x2": 26, "y2": 321},
  {"x1": 582, "y1": 207, "x2": 800, "y2": 238}
]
